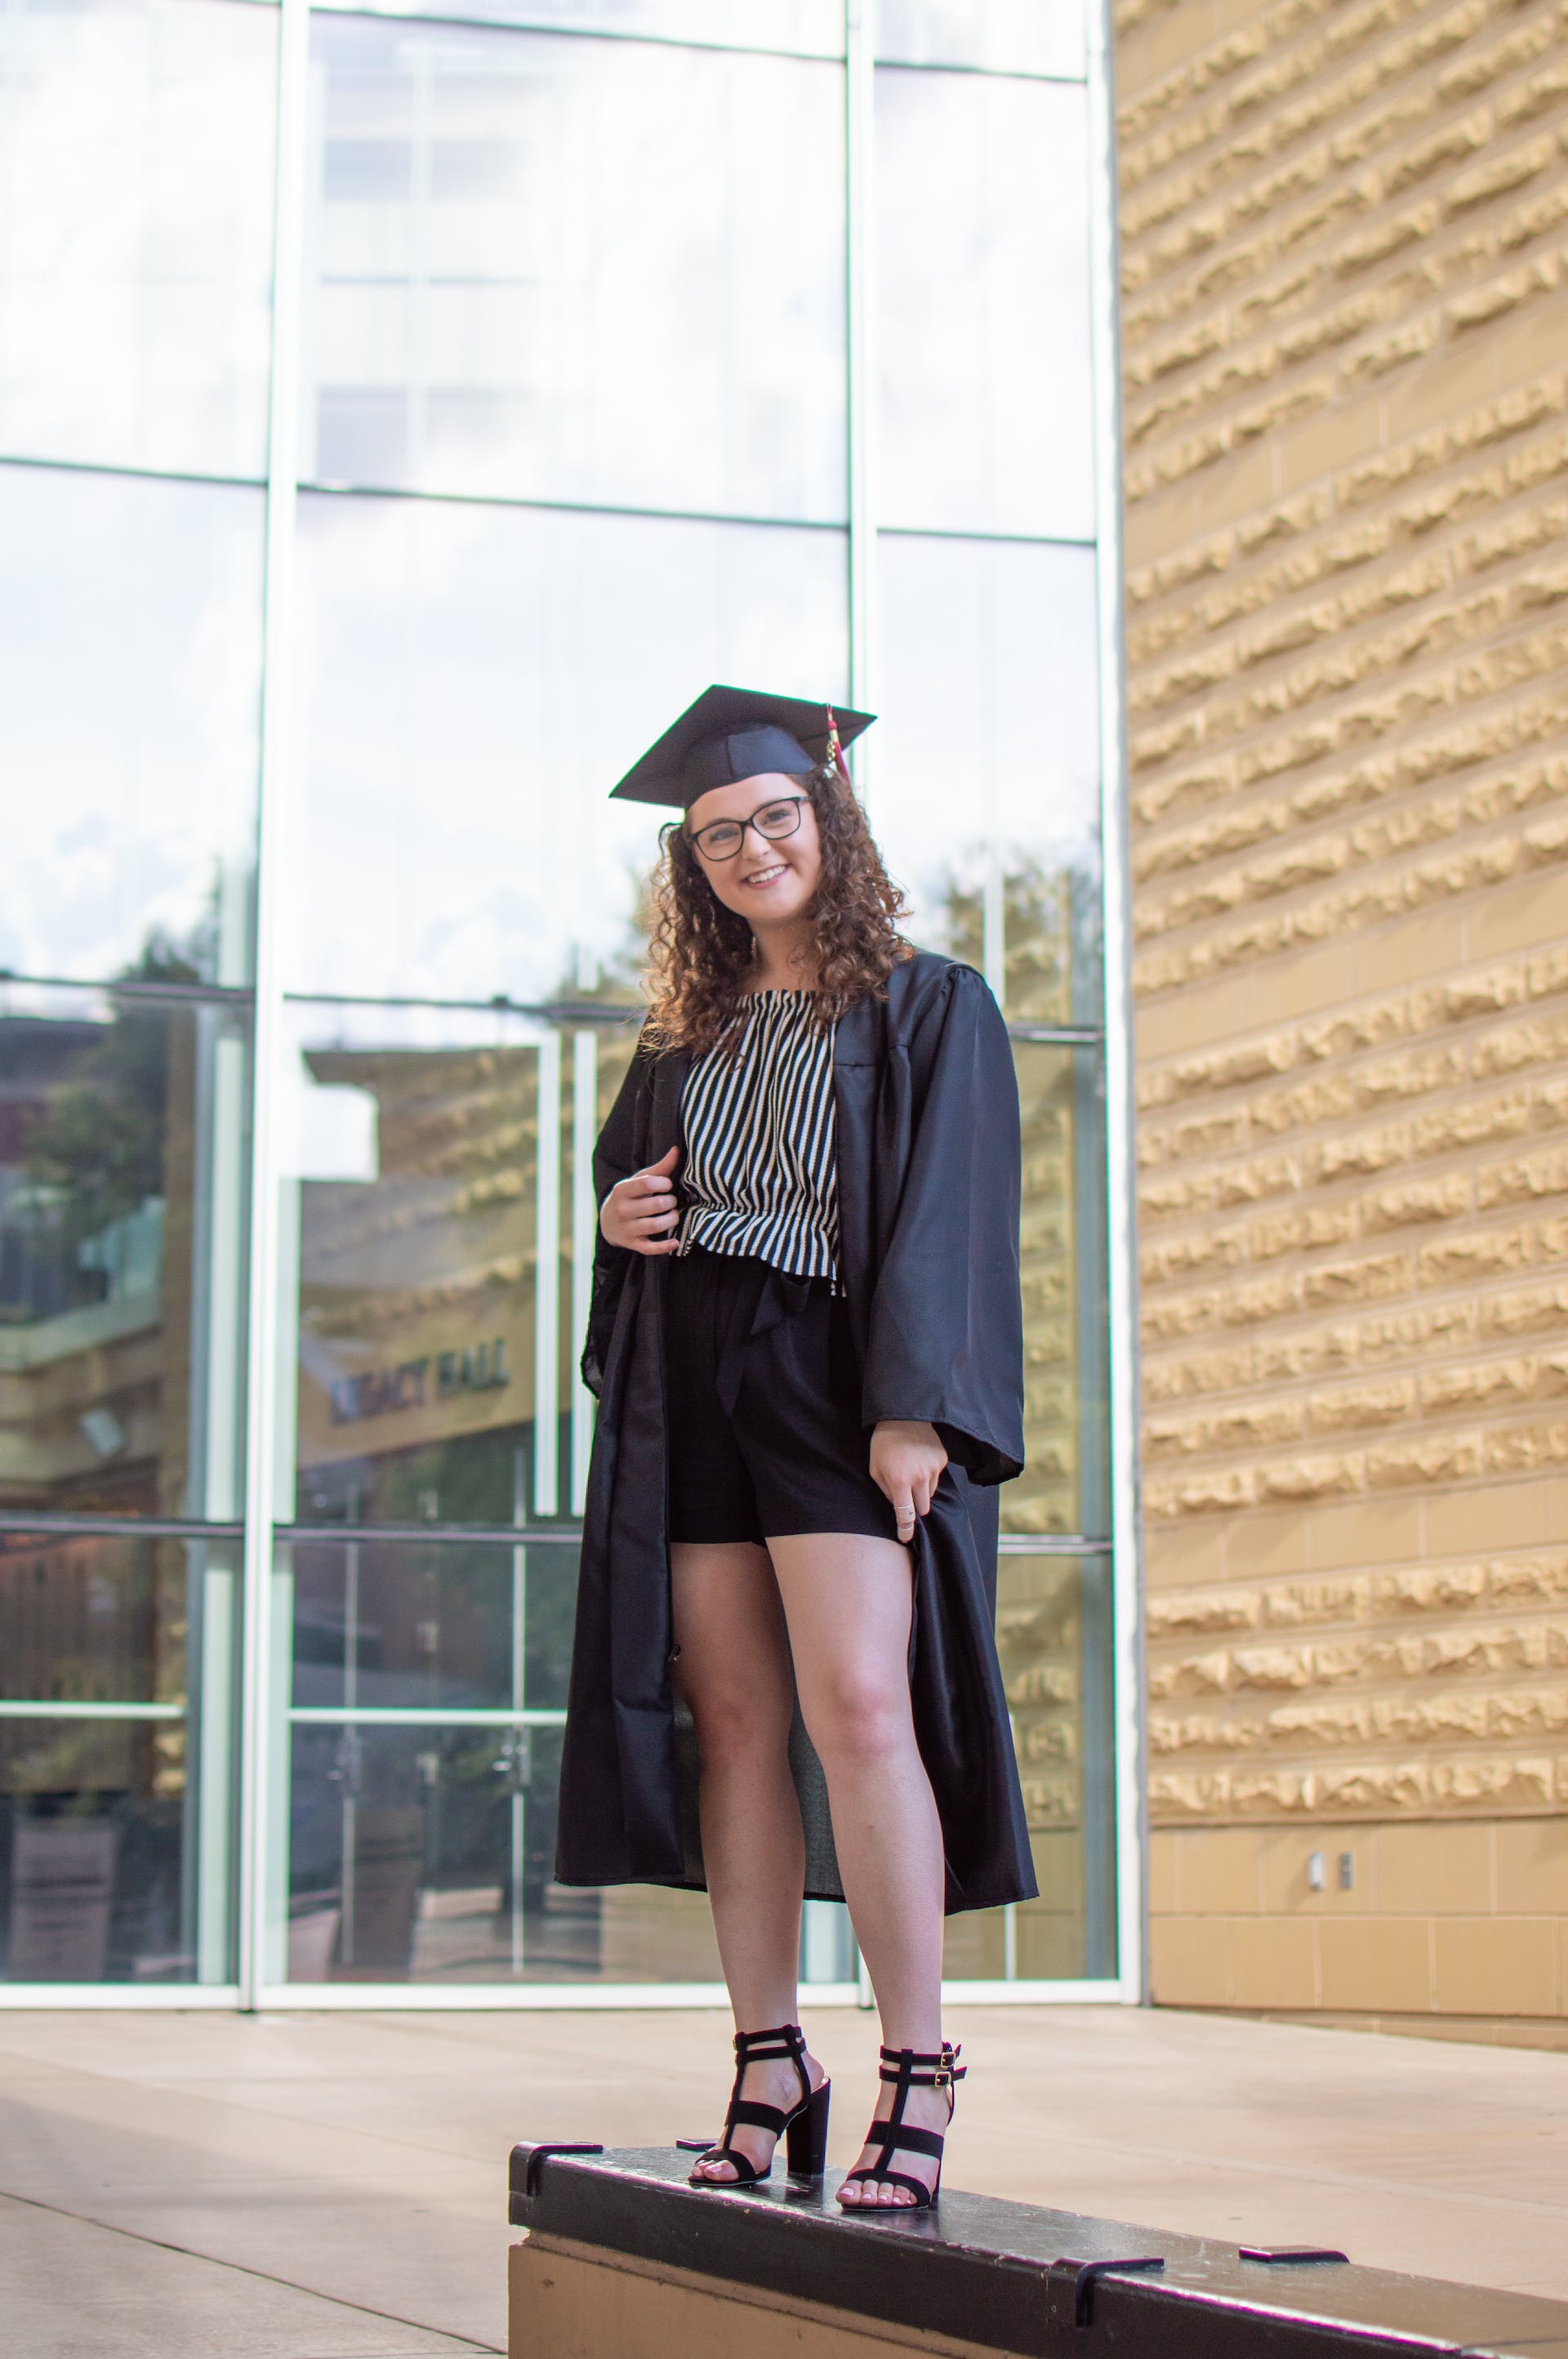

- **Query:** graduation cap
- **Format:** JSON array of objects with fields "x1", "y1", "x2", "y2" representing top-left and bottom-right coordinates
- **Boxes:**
[{"x1": 608, "y1": 685, "x2": 875, "y2": 809}]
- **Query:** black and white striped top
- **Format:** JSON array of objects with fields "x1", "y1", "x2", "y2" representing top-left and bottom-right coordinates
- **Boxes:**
[{"x1": 678, "y1": 991, "x2": 839, "y2": 1282}]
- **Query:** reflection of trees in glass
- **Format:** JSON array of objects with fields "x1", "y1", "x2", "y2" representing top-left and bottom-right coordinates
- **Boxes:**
[
  {"x1": 2, "y1": 934, "x2": 196, "y2": 1323},
  {"x1": 0, "y1": 1531, "x2": 191, "y2": 1865},
  {"x1": 1008, "y1": 1049, "x2": 1080, "y2": 1536},
  {"x1": 550, "y1": 859, "x2": 651, "y2": 1011},
  {"x1": 938, "y1": 851, "x2": 1101, "y2": 1023},
  {"x1": 926, "y1": 866, "x2": 1089, "y2": 1536},
  {"x1": 997, "y1": 1554, "x2": 1081, "y2": 1799}
]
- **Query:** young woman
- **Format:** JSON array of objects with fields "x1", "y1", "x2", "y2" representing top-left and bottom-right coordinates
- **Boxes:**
[{"x1": 556, "y1": 686, "x2": 1034, "y2": 2213}]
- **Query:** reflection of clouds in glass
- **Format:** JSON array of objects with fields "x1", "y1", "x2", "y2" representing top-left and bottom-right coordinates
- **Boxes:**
[
  {"x1": 303, "y1": 18, "x2": 845, "y2": 520},
  {"x1": 290, "y1": 493, "x2": 849, "y2": 1002},
  {"x1": 871, "y1": 534, "x2": 1101, "y2": 1009},
  {"x1": 0, "y1": 0, "x2": 276, "y2": 478},
  {"x1": 877, "y1": 71, "x2": 1094, "y2": 540},
  {"x1": 0, "y1": 466, "x2": 265, "y2": 985},
  {"x1": 312, "y1": 0, "x2": 842, "y2": 51},
  {"x1": 877, "y1": 0, "x2": 1085, "y2": 76}
]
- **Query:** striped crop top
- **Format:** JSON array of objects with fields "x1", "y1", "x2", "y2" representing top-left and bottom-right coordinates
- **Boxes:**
[{"x1": 677, "y1": 990, "x2": 839, "y2": 1282}]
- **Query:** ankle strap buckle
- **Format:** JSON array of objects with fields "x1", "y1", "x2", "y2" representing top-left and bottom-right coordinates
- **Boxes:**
[{"x1": 733, "y1": 2022, "x2": 804, "y2": 2059}]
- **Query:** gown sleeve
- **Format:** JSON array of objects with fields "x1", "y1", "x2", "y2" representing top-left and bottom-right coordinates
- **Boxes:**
[
  {"x1": 579, "y1": 1039, "x2": 653, "y2": 1400},
  {"x1": 861, "y1": 964, "x2": 1025, "y2": 1486}
]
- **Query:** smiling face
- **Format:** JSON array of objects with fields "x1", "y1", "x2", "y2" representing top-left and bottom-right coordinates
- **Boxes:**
[{"x1": 684, "y1": 771, "x2": 824, "y2": 934}]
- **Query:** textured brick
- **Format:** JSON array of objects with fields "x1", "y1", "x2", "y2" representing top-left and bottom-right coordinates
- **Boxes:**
[
  {"x1": 1370, "y1": 1563, "x2": 1486, "y2": 1612},
  {"x1": 1365, "y1": 1431, "x2": 1484, "y2": 1485},
  {"x1": 1148, "y1": 1588, "x2": 1265, "y2": 1634},
  {"x1": 1360, "y1": 1175, "x2": 1470, "y2": 1230},
  {"x1": 1307, "y1": 1378, "x2": 1416, "y2": 1430},
  {"x1": 1123, "y1": 0, "x2": 1568, "y2": 1985},
  {"x1": 1303, "y1": 1251, "x2": 1411, "y2": 1304},
  {"x1": 1415, "y1": 1224, "x2": 1533, "y2": 1283}
]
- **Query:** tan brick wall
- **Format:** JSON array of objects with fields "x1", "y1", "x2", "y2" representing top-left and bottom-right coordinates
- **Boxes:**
[{"x1": 1115, "y1": 0, "x2": 1568, "y2": 2032}]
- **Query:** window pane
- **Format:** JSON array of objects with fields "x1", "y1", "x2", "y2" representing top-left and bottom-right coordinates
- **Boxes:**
[
  {"x1": 0, "y1": 466, "x2": 264, "y2": 988},
  {"x1": 276, "y1": 1534, "x2": 720, "y2": 1987},
  {"x1": 876, "y1": 70, "x2": 1094, "y2": 537},
  {"x1": 872, "y1": 533, "x2": 1102, "y2": 1023},
  {"x1": 878, "y1": 0, "x2": 1085, "y2": 77},
  {"x1": 0, "y1": 0, "x2": 276, "y2": 478},
  {"x1": 945, "y1": 1551, "x2": 1115, "y2": 1982},
  {"x1": 303, "y1": 20, "x2": 845, "y2": 519},
  {"x1": 292, "y1": 1539, "x2": 519, "y2": 1713},
  {"x1": 312, "y1": 0, "x2": 842, "y2": 51},
  {"x1": 0, "y1": 983, "x2": 250, "y2": 1522},
  {"x1": 279, "y1": 1001, "x2": 635, "y2": 1530},
  {"x1": 0, "y1": 1532, "x2": 241, "y2": 1985},
  {"x1": 290, "y1": 494, "x2": 848, "y2": 1001},
  {"x1": 1010, "y1": 1043, "x2": 1110, "y2": 1542}
]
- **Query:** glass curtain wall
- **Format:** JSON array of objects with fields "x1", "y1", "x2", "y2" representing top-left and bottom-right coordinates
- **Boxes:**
[
  {"x1": 0, "y1": 0, "x2": 271, "y2": 1989},
  {"x1": 0, "y1": 0, "x2": 1132, "y2": 2002}
]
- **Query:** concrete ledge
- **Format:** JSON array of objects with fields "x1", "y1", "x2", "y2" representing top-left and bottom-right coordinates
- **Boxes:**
[
  {"x1": 510, "y1": 2233, "x2": 1026, "y2": 2359},
  {"x1": 507, "y1": 2143, "x2": 1568, "y2": 2359}
]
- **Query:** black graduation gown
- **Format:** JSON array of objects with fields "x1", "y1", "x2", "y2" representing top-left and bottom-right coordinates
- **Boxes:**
[{"x1": 554, "y1": 950, "x2": 1038, "y2": 1915}]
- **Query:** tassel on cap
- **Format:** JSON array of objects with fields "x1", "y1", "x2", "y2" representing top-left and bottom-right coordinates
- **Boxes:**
[{"x1": 826, "y1": 704, "x2": 854, "y2": 792}]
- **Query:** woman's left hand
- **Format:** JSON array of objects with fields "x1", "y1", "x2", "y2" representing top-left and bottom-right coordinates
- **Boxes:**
[{"x1": 869, "y1": 1420, "x2": 948, "y2": 1545}]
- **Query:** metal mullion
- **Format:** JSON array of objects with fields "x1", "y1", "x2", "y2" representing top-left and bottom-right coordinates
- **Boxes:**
[
  {"x1": 300, "y1": 475, "x2": 847, "y2": 534},
  {"x1": 0, "y1": 1514, "x2": 244, "y2": 1541},
  {"x1": 570, "y1": 1029, "x2": 599, "y2": 1516},
  {"x1": 288, "y1": 1706, "x2": 566, "y2": 1727},
  {"x1": 846, "y1": 0, "x2": 875, "y2": 2014},
  {"x1": 238, "y1": 0, "x2": 311, "y2": 2015},
  {"x1": 0, "y1": 972, "x2": 254, "y2": 1008},
  {"x1": 0, "y1": 449, "x2": 265, "y2": 491},
  {"x1": 283, "y1": 988, "x2": 639, "y2": 1023},
  {"x1": 1085, "y1": 0, "x2": 1144, "y2": 2009},
  {"x1": 510, "y1": 1521, "x2": 527, "y2": 1974},
  {"x1": 533, "y1": 1032, "x2": 563, "y2": 1517},
  {"x1": 871, "y1": 60, "x2": 1087, "y2": 85},
  {"x1": 845, "y1": 0, "x2": 875, "y2": 797},
  {"x1": 0, "y1": 1701, "x2": 184, "y2": 1721},
  {"x1": 304, "y1": 3, "x2": 844, "y2": 64},
  {"x1": 282, "y1": 1519, "x2": 572, "y2": 1545},
  {"x1": 876, "y1": 521, "x2": 1098, "y2": 548},
  {"x1": 996, "y1": 1534, "x2": 1111, "y2": 1554}
]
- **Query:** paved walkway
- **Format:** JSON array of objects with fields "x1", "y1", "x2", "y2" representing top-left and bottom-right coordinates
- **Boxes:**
[{"x1": 2, "y1": 2004, "x2": 1566, "y2": 2355}]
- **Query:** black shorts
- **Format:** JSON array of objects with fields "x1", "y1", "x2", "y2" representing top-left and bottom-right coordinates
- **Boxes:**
[{"x1": 664, "y1": 1247, "x2": 898, "y2": 1547}]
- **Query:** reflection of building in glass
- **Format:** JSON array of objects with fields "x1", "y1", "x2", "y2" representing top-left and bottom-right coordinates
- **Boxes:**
[
  {"x1": 0, "y1": 0, "x2": 1134, "y2": 2004},
  {"x1": 0, "y1": 987, "x2": 247, "y2": 1523}
]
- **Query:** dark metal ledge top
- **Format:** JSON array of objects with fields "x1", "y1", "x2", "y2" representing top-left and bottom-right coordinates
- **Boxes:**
[{"x1": 508, "y1": 2143, "x2": 1568, "y2": 2359}]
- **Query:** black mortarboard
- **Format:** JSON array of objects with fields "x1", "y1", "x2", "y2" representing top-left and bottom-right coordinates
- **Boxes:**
[{"x1": 608, "y1": 685, "x2": 875, "y2": 809}]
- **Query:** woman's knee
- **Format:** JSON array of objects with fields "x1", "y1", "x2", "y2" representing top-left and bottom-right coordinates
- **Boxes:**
[
  {"x1": 684, "y1": 1679, "x2": 792, "y2": 1771},
  {"x1": 801, "y1": 1666, "x2": 912, "y2": 1771}
]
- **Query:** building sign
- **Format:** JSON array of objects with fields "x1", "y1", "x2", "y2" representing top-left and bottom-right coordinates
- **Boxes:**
[{"x1": 328, "y1": 1339, "x2": 511, "y2": 1427}]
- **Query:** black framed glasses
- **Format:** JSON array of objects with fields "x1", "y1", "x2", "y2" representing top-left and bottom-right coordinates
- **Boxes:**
[{"x1": 688, "y1": 796, "x2": 808, "y2": 863}]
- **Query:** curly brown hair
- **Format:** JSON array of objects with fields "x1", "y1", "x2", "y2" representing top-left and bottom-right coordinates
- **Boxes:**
[{"x1": 641, "y1": 765, "x2": 912, "y2": 1055}]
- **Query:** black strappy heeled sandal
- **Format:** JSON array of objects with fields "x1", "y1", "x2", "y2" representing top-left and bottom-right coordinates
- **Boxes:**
[
  {"x1": 837, "y1": 2041, "x2": 965, "y2": 2214},
  {"x1": 688, "y1": 2022, "x2": 831, "y2": 2188}
]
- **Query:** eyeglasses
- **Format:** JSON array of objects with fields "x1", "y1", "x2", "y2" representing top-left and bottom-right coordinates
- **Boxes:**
[{"x1": 688, "y1": 795, "x2": 808, "y2": 863}]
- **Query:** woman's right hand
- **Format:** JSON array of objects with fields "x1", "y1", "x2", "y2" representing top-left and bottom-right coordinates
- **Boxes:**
[{"x1": 599, "y1": 1144, "x2": 681, "y2": 1255}]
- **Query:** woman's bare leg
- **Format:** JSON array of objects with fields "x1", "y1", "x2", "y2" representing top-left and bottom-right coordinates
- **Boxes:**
[
  {"x1": 671, "y1": 1540, "x2": 825, "y2": 2181},
  {"x1": 767, "y1": 1533, "x2": 949, "y2": 2208}
]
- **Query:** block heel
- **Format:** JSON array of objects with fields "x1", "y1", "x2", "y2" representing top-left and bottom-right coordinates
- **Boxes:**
[{"x1": 784, "y1": 2075, "x2": 832, "y2": 2176}]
